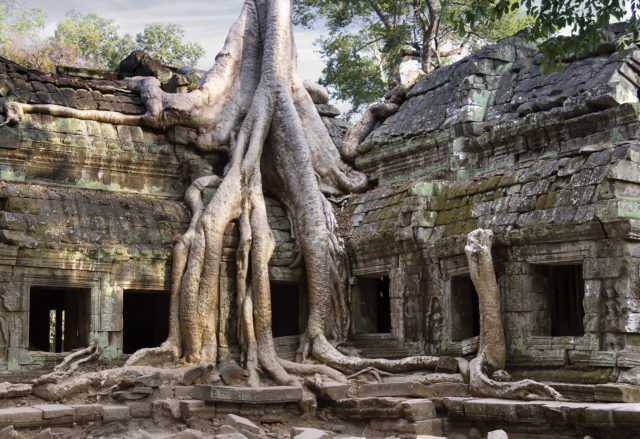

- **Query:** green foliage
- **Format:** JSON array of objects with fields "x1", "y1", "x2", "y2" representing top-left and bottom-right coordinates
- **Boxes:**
[
  {"x1": 135, "y1": 23, "x2": 204, "y2": 67},
  {"x1": 294, "y1": 0, "x2": 534, "y2": 114},
  {"x1": 54, "y1": 11, "x2": 135, "y2": 70},
  {"x1": 0, "y1": 5, "x2": 205, "y2": 72},
  {"x1": 0, "y1": 1, "x2": 46, "y2": 59},
  {"x1": 459, "y1": 0, "x2": 636, "y2": 73}
]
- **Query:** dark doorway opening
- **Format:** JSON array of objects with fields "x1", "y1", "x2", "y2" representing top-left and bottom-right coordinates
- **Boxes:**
[
  {"x1": 450, "y1": 275, "x2": 480, "y2": 341},
  {"x1": 543, "y1": 265, "x2": 585, "y2": 336},
  {"x1": 354, "y1": 276, "x2": 391, "y2": 334},
  {"x1": 123, "y1": 290, "x2": 170, "y2": 354},
  {"x1": 29, "y1": 287, "x2": 91, "y2": 352},
  {"x1": 271, "y1": 283, "x2": 301, "y2": 337}
]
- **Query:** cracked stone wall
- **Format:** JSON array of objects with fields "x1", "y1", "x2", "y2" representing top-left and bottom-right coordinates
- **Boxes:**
[
  {"x1": 0, "y1": 57, "x2": 301, "y2": 368},
  {"x1": 344, "y1": 27, "x2": 640, "y2": 383}
]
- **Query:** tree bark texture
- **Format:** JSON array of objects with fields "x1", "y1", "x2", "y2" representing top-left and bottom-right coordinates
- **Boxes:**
[{"x1": 465, "y1": 229, "x2": 561, "y2": 400}]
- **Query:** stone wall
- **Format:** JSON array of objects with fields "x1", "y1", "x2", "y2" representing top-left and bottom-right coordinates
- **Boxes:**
[{"x1": 0, "y1": 58, "x2": 300, "y2": 368}]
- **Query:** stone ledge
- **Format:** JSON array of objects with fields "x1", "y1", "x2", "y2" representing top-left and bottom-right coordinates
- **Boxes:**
[{"x1": 194, "y1": 385, "x2": 303, "y2": 404}]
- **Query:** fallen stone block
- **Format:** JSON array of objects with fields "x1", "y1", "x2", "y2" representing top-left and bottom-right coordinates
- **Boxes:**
[
  {"x1": 180, "y1": 400, "x2": 216, "y2": 420},
  {"x1": 402, "y1": 399, "x2": 436, "y2": 421},
  {"x1": 32, "y1": 404, "x2": 73, "y2": 426},
  {"x1": 435, "y1": 356, "x2": 458, "y2": 373},
  {"x1": 102, "y1": 405, "x2": 130, "y2": 422},
  {"x1": 126, "y1": 401, "x2": 152, "y2": 418},
  {"x1": 176, "y1": 429, "x2": 208, "y2": 439},
  {"x1": 152, "y1": 399, "x2": 182, "y2": 420},
  {"x1": 71, "y1": 404, "x2": 103, "y2": 423},
  {"x1": 218, "y1": 425, "x2": 237, "y2": 434},
  {"x1": 32, "y1": 428, "x2": 61, "y2": 439},
  {"x1": 194, "y1": 385, "x2": 302, "y2": 403},
  {"x1": 224, "y1": 414, "x2": 262, "y2": 435},
  {"x1": 219, "y1": 360, "x2": 244, "y2": 385},
  {"x1": 318, "y1": 382, "x2": 350, "y2": 401},
  {"x1": 182, "y1": 363, "x2": 215, "y2": 385},
  {"x1": 290, "y1": 427, "x2": 333, "y2": 439},
  {"x1": 0, "y1": 407, "x2": 43, "y2": 428}
]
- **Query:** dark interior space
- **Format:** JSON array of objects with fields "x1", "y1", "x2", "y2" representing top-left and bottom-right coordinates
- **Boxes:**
[
  {"x1": 123, "y1": 290, "x2": 170, "y2": 354},
  {"x1": 450, "y1": 275, "x2": 480, "y2": 341},
  {"x1": 354, "y1": 275, "x2": 391, "y2": 334},
  {"x1": 271, "y1": 283, "x2": 301, "y2": 337},
  {"x1": 29, "y1": 287, "x2": 90, "y2": 352},
  {"x1": 376, "y1": 276, "x2": 391, "y2": 333},
  {"x1": 546, "y1": 265, "x2": 585, "y2": 336}
]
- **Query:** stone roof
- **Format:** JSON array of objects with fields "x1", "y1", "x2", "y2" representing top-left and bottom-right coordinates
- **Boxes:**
[
  {"x1": 357, "y1": 27, "x2": 640, "y2": 186},
  {"x1": 0, "y1": 57, "x2": 144, "y2": 114}
]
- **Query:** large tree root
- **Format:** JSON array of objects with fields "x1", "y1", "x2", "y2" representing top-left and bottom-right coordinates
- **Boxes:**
[
  {"x1": 465, "y1": 229, "x2": 561, "y2": 401},
  {"x1": 32, "y1": 366, "x2": 187, "y2": 402},
  {"x1": 2, "y1": 0, "x2": 459, "y2": 393}
]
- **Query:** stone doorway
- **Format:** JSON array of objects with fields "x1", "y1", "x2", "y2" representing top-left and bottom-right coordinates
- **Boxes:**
[
  {"x1": 29, "y1": 287, "x2": 91, "y2": 353},
  {"x1": 122, "y1": 290, "x2": 170, "y2": 354},
  {"x1": 537, "y1": 264, "x2": 585, "y2": 336},
  {"x1": 450, "y1": 275, "x2": 480, "y2": 341},
  {"x1": 353, "y1": 275, "x2": 391, "y2": 334},
  {"x1": 271, "y1": 282, "x2": 306, "y2": 337}
]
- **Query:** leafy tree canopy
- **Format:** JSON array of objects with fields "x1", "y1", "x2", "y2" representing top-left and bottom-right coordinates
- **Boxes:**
[
  {"x1": 293, "y1": 0, "x2": 534, "y2": 114},
  {"x1": 0, "y1": 4, "x2": 205, "y2": 72},
  {"x1": 135, "y1": 23, "x2": 205, "y2": 67},
  {"x1": 54, "y1": 11, "x2": 135, "y2": 70},
  {"x1": 462, "y1": 0, "x2": 639, "y2": 74}
]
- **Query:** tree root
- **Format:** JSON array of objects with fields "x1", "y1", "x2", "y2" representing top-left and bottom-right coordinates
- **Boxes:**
[
  {"x1": 464, "y1": 229, "x2": 561, "y2": 401},
  {"x1": 32, "y1": 366, "x2": 186, "y2": 402},
  {"x1": 33, "y1": 341, "x2": 99, "y2": 386}
]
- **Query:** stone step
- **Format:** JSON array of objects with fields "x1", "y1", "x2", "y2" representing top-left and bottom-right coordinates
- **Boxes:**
[
  {"x1": 193, "y1": 385, "x2": 303, "y2": 404},
  {"x1": 357, "y1": 382, "x2": 469, "y2": 399},
  {"x1": 547, "y1": 382, "x2": 640, "y2": 403},
  {"x1": 332, "y1": 397, "x2": 436, "y2": 421}
]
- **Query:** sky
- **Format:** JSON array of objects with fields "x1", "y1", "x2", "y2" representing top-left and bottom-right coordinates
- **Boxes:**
[{"x1": 20, "y1": 0, "x2": 327, "y2": 82}]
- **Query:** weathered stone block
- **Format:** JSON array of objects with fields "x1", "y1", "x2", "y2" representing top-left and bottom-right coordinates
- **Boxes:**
[
  {"x1": 402, "y1": 399, "x2": 436, "y2": 421},
  {"x1": 0, "y1": 407, "x2": 43, "y2": 428},
  {"x1": 102, "y1": 405, "x2": 130, "y2": 422},
  {"x1": 71, "y1": 404, "x2": 103, "y2": 423},
  {"x1": 594, "y1": 384, "x2": 640, "y2": 403},
  {"x1": 224, "y1": 414, "x2": 262, "y2": 435},
  {"x1": 194, "y1": 385, "x2": 302, "y2": 403},
  {"x1": 33, "y1": 404, "x2": 73, "y2": 424}
]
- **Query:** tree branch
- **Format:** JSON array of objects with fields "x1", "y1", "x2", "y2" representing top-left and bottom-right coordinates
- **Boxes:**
[{"x1": 367, "y1": 0, "x2": 393, "y2": 29}]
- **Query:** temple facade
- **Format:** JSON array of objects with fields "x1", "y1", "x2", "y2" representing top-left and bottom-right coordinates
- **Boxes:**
[{"x1": 1, "y1": 27, "x2": 640, "y2": 389}]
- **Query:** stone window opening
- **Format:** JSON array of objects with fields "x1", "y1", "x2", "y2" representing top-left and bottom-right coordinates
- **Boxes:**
[
  {"x1": 353, "y1": 275, "x2": 391, "y2": 334},
  {"x1": 450, "y1": 275, "x2": 480, "y2": 342},
  {"x1": 123, "y1": 289, "x2": 170, "y2": 354},
  {"x1": 537, "y1": 264, "x2": 585, "y2": 337},
  {"x1": 29, "y1": 287, "x2": 90, "y2": 353},
  {"x1": 271, "y1": 282, "x2": 307, "y2": 338}
]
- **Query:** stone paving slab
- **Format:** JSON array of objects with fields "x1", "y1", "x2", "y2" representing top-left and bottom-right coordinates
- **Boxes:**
[
  {"x1": 0, "y1": 407, "x2": 43, "y2": 428},
  {"x1": 102, "y1": 405, "x2": 130, "y2": 422},
  {"x1": 194, "y1": 385, "x2": 302, "y2": 403},
  {"x1": 71, "y1": 404, "x2": 103, "y2": 422},
  {"x1": 441, "y1": 396, "x2": 640, "y2": 429}
]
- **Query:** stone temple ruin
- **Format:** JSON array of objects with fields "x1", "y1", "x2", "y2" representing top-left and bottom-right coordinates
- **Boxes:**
[{"x1": 1, "y1": 19, "x2": 640, "y2": 439}]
